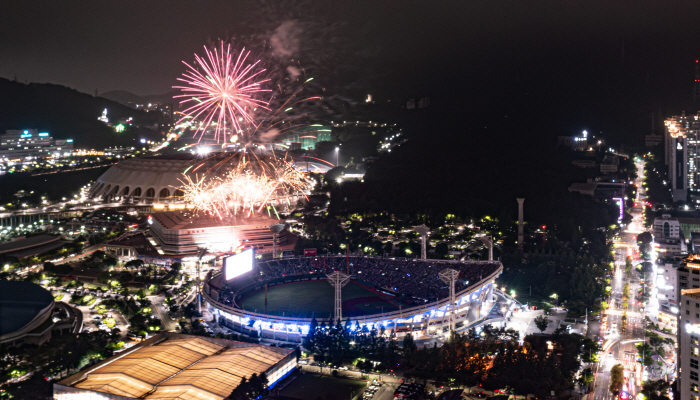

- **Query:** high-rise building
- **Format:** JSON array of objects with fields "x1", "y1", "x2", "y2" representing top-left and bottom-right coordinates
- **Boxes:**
[
  {"x1": 664, "y1": 113, "x2": 700, "y2": 202},
  {"x1": 679, "y1": 285, "x2": 700, "y2": 399}
]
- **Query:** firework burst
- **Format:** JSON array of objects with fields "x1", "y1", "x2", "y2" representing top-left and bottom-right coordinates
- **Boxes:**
[
  {"x1": 174, "y1": 42, "x2": 271, "y2": 143},
  {"x1": 178, "y1": 153, "x2": 309, "y2": 220}
]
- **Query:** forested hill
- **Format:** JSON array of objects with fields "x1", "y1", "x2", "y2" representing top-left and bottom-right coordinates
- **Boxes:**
[{"x1": 0, "y1": 77, "x2": 161, "y2": 149}]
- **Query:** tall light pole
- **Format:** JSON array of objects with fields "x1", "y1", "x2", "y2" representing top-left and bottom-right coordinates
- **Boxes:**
[
  {"x1": 327, "y1": 271, "x2": 350, "y2": 322},
  {"x1": 196, "y1": 247, "x2": 207, "y2": 315},
  {"x1": 414, "y1": 224, "x2": 429, "y2": 260},
  {"x1": 269, "y1": 223, "x2": 285, "y2": 259},
  {"x1": 479, "y1": 235, "x2": 493, "y2": 261},
  {"x1": 439, "y1": 268, "x2": 460, "y2": 333},
  {"x1": 335, "y1": 147, "x2": 339, "y2": 167}
]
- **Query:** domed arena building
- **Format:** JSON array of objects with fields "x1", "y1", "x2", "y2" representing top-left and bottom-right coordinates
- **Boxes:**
[
  {"x1": 88, "y1": 153, "x2": 223, "y2": 203},
  {"x1": 0, "y1": 281, "x2": 81, "y2": 347}
]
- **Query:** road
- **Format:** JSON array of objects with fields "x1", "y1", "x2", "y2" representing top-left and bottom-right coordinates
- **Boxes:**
[
  {"x1": 592, "y1": 159, "x2": 676, "y2": 399},
  {"x1": 593, "y1": 159, "x2": 647, "y2": 400},
  {"x1": 150, "y1": 295, "x2": 178, "y2": 332}
]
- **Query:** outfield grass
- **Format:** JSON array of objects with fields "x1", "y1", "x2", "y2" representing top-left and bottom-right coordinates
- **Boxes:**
[
  {"x1": 280, "y1": 374, "x2": 366, "y2": 400},
  {"x1": 240, "y1": 280, "x2": 406, "y2": 318}
]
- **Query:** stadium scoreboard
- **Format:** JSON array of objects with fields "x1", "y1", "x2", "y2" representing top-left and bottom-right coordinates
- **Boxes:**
[{"x1": 225, "y1": 249, "x2": 254, "y2": 280}]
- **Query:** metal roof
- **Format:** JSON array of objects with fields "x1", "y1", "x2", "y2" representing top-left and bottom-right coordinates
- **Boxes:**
[{"x1": 73, "y1": 336, "x2": 292, "y2": 400}]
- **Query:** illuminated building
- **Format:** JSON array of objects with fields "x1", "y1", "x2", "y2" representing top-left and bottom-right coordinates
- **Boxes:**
[
  {"x1": 54, "y1": 333, "x2": 297, "y2": 399},
  {"x1": 281, "y1": 124, "x2": 332, "y2": 150},
  {"x1": 654, "y1": 214, "x2": 686, "y2": 256},
  {"x1": 147, "y1": 211, "x2": 291, "y2": 256},
  {"x1": 0, "y1": 129, "x2": 73, "y2": 161},
  {"x1": 679, "y1": 287, "x2": 700, "y2": 399},
  {"x1": 89, "y1": 153, "x2": 235, "y2": 203},
  {"x1": 664, "y1": 112, "x2": 700, "y2": 202},
  {"x1": 204, "y1": 257, "x2": 502, "y2": 344}
]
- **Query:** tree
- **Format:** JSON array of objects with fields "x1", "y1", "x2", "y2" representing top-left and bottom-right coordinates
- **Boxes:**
[
  {"x1": 610, "y1": 364, "x2": 624, "y2": 395},
  {"x1": 636, "y1": 342, "x2": 654, "y2": 366},
  {"x1": 534, "y1": 315, "x2": 550, "y2": 333},
  {"x1": 641, "y1": 379, "x2": 671, "y2": 400}
]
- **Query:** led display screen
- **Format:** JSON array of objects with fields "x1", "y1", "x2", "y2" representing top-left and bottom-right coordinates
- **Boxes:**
[{"x1": 225, "y1": 249, "x2": 254, "y2": 280}]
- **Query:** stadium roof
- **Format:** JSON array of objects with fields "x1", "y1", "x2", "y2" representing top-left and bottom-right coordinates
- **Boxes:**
[
  {"x1": 0, "y1": 281, "x2": 55, "y2": 335},
  {"x1": 69, "y1": 335, "x2": 292, "y2": 399},
  {"x1": 0, "y1": 234, "x2": 60, "y2": 255},
  {"x1": 151, "y1": 211, "x2": 279, "y2": 230}
]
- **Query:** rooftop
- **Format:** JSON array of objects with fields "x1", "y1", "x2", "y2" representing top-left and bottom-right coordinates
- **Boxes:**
[
  {"x1": 0, "y1": 234, "x2": 60, "y2": 255},
  {"x1": 0, "y1": 281, "x2": 55, "y2": 335},
  {"x1": 59, "y1": 334, "x2": 293, "y2": 400},
  {"x1": 682, "y1": 287, "x2": 700, "y2": 300},
  {"x1": 151, "y1": 211, "x2": 280, "y2": 230}
]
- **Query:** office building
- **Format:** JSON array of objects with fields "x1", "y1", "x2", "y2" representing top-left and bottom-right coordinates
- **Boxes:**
[
  {"x1": 0, "y1": 129, "x2": 73, "y2": 161},
  {"x1": 664, "y1": 113, "x2": 700, "y2": 202},
  {"x1": 654, "y1": 214, "x2": 687, "y2": 255}
]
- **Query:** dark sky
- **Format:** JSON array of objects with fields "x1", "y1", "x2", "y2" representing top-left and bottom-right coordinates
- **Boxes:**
[{"x1": 3, "y1": 1, "x2": 700, "y2": 144}]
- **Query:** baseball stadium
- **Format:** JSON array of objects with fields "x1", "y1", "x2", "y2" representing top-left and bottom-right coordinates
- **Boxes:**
[{"x1": 204, "y1": 256, "x2": 503, "y2": 343}]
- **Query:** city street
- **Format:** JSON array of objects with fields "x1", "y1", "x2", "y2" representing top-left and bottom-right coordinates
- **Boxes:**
[{"x1": 592, "y1": 159, "x2": 675, "y2": 399}]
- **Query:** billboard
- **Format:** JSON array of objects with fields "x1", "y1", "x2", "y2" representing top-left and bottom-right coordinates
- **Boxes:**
[
  {"x1": 225, "y1": 249, "x2": 254, "y2": 281},
  {"x1": 282, "y1": 250, "x2": 295, "y2": 258},
  {"x1": 304, "y1": 248, "x2": 317, "y2": 256}
]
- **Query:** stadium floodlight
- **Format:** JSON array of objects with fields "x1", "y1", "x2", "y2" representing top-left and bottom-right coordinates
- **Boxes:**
[
  {"x1": 327, "y1": 271, "x2": 351, "y2": 322},
  {"x1": 196, "y1": 247, "x2": 208, "y2": 314},
  {"x1": 439, "y1": 268, "x2": 460, "y2": 333},
  {"x1": 269, "y1": 223, "x2": 285, "y2": 259},
  {"x1": 414, "y1": 224, "x2": 429, "y2": 260}
]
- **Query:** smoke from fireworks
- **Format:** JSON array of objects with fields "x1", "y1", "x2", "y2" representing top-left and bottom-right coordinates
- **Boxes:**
[{"x1": 174, "y1": 42, "x2": 271, "y2": 143}]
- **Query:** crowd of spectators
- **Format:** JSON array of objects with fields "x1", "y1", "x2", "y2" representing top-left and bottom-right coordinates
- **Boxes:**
[{"x1": 257, "y1": 257, "x2": 500, "y2": 302}]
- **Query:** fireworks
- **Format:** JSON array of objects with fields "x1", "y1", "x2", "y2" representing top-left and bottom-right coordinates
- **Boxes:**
[
  {"x1": 178, "y1": 153, "x2": 309, "y2": 220},
  {"x1": 172, "y1": 41, "x2": 318, "y2": 220},
  {"x1": 174, "y1": 42, "x2": 271, "y2": 143}
]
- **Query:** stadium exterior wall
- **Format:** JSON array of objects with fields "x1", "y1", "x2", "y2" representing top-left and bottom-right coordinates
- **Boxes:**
[{"x1": 204, "y1": 259, "x2": 502, "y2": 343}]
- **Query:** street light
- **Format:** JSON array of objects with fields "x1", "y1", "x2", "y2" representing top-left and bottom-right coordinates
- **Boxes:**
[{"x1": 335, "y1": 147, "x2": 339, "y2": 167}]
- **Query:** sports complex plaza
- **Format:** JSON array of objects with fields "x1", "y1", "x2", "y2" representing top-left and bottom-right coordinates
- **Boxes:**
[{"x1": 204, "y1": 256, "x2": 503, "y2": 343}]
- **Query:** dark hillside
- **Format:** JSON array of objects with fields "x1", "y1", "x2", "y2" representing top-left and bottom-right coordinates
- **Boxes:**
[{"x1": 0, "y1": 78, "x2": 161, "y2": 148}]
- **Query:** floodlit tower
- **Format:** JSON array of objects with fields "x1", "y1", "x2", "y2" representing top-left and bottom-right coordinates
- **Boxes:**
[
  {"x1": 196, "y1": 247, "x2": 208, "y2": 314},
  {"x1": 517, "y1": 198, "x2": 525, "y2": 250},
  {"x1": 327, "y1": 271, "x2": 350, "y2": 322},
  {"x1": 439, "y1": 268, "x2": 460, "y2": 333},
  {"x1": 695, "y1": 60, "x2": 700, "y2": 102},
  {"x1": 480, "y1": 235, "x2": 493, "y2": 261},
  {"x1": 414, "y1": 224, "x2": 429, "y2": 260},
  {"x1": 269, "y1": 223, "x2": 285, "y2": 258}
]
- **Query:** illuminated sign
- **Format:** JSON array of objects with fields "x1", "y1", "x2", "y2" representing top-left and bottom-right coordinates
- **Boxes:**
[
  {"x1": 225, "y1": 249, "x2": 254, "y2": 280},
  {"x1": 612, "y1": 197, "x2": 624, "y2": 222},
  {"x1": 66, "y1": 139, "x2": 73, "y2": 143},
  {"x1": 39, "y1": 132, "x2": 49, "y2": 137}
]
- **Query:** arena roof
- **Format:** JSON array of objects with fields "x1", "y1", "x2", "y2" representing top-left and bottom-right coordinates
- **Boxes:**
[
  {"x1": 89, "y1": 153, "x2": 237, "y2": 202},
  {"x1": 66, "y1": 335, "x2": 293, "y2": 400},
  {"x1": 0, "y1": 234, "x2": 60, "y2": 255},
  {"x1": 151, "y1": 211, "x2": 281, "y2": 230},
  {"x1": 0, "y1": 281, "x2": 55, "y2": 335}
]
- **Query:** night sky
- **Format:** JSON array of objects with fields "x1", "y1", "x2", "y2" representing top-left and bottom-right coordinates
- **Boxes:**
[{"x1": 4, "y1": 1, "x2": 700, "y2": 144}]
